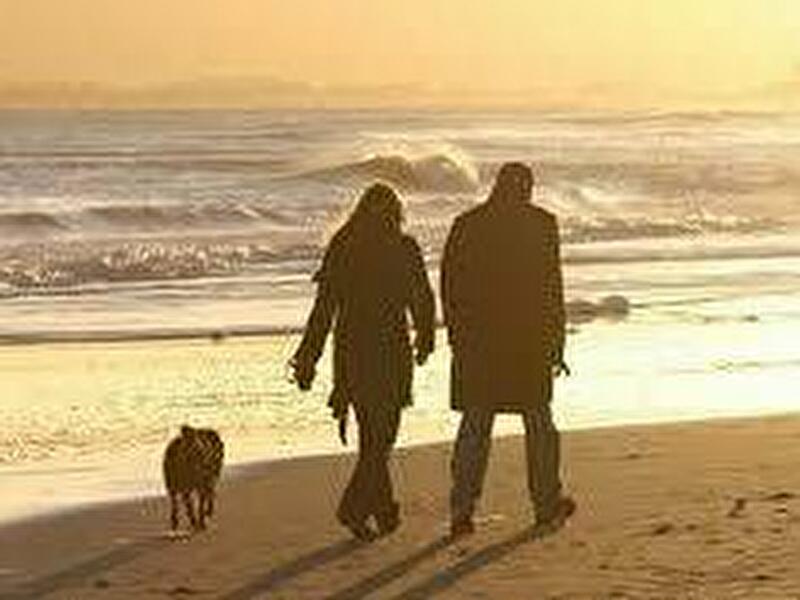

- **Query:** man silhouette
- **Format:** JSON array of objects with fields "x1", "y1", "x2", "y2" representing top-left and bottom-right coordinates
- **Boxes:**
[{"x1": 442, "y1": 162, "x2": 575, "y2": 539}]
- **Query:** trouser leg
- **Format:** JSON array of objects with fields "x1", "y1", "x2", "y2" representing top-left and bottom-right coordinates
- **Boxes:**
[
  {"x1": 450, "y1": 408, "x2": 495, "y2": 523},
  {"x1": 523, "y1": 403, "x2": 562, "y2": 518},
  {"x1": 338, "y1": 405, "x2": 400, "y2": 522},
  {"x1": 338, "y1": 417, "x2": 371, "y2": 523},
  {"x1": 364, "y1": 406, "x2": 400, "y2": 517}
]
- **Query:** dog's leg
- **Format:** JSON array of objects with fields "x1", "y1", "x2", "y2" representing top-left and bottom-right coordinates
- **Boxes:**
[
  {"x1": 204, "y1": 484, "x2": 216, "y2": 518},
  {"x1": 182, "y1": 491, "x2": 198, "y2": 530},
  {"x1": 169, "y1": 491, "x2": 179, "y2": 530},
  {"x1": 197, "y1": 491, "x2": 207, "y2": 530}
]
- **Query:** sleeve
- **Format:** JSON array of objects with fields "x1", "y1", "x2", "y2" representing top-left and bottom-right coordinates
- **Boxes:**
[
  {"x1": 406, "y1": 237, "x2": 436, "y2": 357},
  {"x1": 440, "y1": 216, "x2": 467, "y2": 347},
  {"x1": 292, "y1": 244, "x2": 338, "y2": 366},
  {"x1": 543, "y1": 215, "x2": 566, "y2": 365}
]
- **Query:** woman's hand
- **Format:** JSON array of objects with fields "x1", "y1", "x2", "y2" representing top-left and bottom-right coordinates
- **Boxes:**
[{"x1": 289, "y1": 356, "x2": 316, "y2": 390}]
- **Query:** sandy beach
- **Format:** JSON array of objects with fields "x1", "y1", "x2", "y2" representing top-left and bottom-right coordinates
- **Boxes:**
[{"x1": 2, "y1": 414, "x2": 800, "y2": 599}]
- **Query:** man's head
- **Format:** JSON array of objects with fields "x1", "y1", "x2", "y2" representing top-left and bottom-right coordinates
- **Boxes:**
[{"x1": 489, "y1": 162, "x2": 534, "y2": 206}]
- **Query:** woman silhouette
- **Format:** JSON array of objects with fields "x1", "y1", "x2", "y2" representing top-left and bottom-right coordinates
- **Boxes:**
[{"x1": 291, "y1": 183, "x2": 435, "y2": 541}]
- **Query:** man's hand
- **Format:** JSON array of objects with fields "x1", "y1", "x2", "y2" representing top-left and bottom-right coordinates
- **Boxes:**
[
  {"x1": 415, "y1": 337, "x2": 433, "y2": 366},
  {"x1": 415, "y1": 348, "x2": 431, "y2": 366},
  {"x1": 289, "y1": 356, "x2": 316, "y2": 391},
  {"x1": 553, "y1": 360, "x2": 571, "y2": 378}
]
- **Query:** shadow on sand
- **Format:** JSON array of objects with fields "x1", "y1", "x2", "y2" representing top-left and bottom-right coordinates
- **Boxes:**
[
  {"x1": 220, "y1": 538, "x2": 365, "y2": 600},
  {"x1": 221, "y1": 525, "x2": 547, "y2": 600},
  {"x1": 322, "y1": 535, "x2": 452, "y2": 600},
  {"x1": 325, "y1": 526, "x2": 543, "y2": 600},
  {"x1": 7, "y1": 537, "x2": 167, "y2": 600},
  {"x1": 386, "y1": 526, "x2": 541, "y2": 600}
]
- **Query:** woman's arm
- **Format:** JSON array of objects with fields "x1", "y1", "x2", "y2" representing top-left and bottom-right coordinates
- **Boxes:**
[
  {"x1": 406, "y1": 237, "x2": 435, "y2": 364},
  {"x1": 291, "y1": 250, "x2": 338, "y2": 389}
]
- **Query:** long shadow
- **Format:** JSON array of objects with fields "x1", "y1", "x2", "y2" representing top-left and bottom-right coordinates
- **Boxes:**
[
  {"x1": 219, "y1": 538, "x2": 365, "y2": 600},
  {"x1": 387, "y1": 526, "x2": 541, "y2": 600},
  {"x1": 322, "y1": 536, "x2": 451, "y2": 600},
  {"x1": 7, "y1": 537, "x2": 166, "y2": 600}
]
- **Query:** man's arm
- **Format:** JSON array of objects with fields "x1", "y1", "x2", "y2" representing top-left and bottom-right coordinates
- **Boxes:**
[
  {"x1": 441, "y1": 216, "x2": 466, "y2": 347},
  {"x1": 543, "y1": 215, "x2": 566, "y2": 370}
]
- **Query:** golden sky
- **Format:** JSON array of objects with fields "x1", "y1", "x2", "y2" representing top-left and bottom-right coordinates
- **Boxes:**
[{"x1": 1, "y1": 0, "x2": 799, "y2": 105}]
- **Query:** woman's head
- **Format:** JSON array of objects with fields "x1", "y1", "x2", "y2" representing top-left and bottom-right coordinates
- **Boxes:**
[
  {"x1": 349, "y1": 183, "x2": 403, "y2": 233},
  {"x1": 488, "y1": 162, "x2": 534, "y2": 206}
]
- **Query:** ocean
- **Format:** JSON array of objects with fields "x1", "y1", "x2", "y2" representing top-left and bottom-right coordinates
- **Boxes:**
[{"x1": 2, "y1": 108, "x2": 800, "y2": 523}]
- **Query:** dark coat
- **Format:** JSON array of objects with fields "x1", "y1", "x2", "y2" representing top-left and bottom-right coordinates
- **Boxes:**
[
  {"x1": 295, "y1": 227, "x2": 435, "y2": 413},
  {"x1": 441, "y1": 200, "x2": 565, "y2": 413}
]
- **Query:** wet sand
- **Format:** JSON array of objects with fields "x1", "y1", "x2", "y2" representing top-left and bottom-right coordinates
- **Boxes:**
[{"x1": 2, "y1": 415, "x2": 800, "y2": 599}]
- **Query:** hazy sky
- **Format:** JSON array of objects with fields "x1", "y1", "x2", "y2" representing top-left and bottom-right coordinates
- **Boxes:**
[{"x1": 1, "y1": 0, "x2": 799, "y2": 103}]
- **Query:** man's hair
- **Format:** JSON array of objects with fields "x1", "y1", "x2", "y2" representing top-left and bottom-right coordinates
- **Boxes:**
[{"x1": 488, "y1": 162, "x2": 534, "y2": 206}]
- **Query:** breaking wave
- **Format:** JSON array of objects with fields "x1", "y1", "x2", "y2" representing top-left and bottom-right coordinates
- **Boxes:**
[
  {"x1": 300, "y1": 153, "x2": 480, "y2": 193},
  {"x1": 567, "y1": 295, "x2": 631, "y2": 324},
  {"x1": 85, "y1": 203, "x2": 295, "y2": 229},
  {"x1": 0, "y1": 240, "x2": 324, "y2": 292},
  {"x1": 0, "y1": 202, "x2": 297, "y2": 238},
  {"x1": 0, "y1": 211, "x2": 67, "y2": 234},
  {"x1": 559, "y1": 214, "x2": 783, "y2": 244}
]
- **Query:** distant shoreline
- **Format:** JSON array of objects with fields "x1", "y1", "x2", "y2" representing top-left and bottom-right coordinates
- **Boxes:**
[
  {"x1": 0, "y1": 295, "x2": 634, "y2": 347},
  {"x1": 0, "y1": 325, "x2": 306, "y2": 347}
]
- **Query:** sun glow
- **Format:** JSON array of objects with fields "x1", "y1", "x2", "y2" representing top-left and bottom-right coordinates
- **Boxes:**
[{"x1": 0, "y1": 0, "x2": 798, "y2": 107}]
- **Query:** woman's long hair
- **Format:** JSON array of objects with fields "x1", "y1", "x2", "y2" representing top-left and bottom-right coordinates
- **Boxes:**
[
  {"x1": 320, "y1": 183, "x2": 404, "y2": 283},
  {"x1": 345, "y1": 183, "x2": 403, "y2": 236}
]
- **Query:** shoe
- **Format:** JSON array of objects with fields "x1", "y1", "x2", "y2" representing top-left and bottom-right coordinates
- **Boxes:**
[
  {"x1": 337, "y1": 510, "x2": 378, "y2": 542},
  {"x1": 534, "y1": 495, "x2": 576, "y2": 535},
  {"x1": 375, "y1": 502, "x2": 401, "y2": 537},
  {"x1": 449, "y1": 516, "x2": 475, "y2": 541}
]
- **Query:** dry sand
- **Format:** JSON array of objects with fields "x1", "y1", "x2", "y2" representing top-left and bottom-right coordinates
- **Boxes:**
[{"x1": 2, "y1": 415, "x2": 800, "y2": 599}]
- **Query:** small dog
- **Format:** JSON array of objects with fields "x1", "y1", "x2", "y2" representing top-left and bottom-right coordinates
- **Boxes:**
[{"x1": 163, "y1": 425, "x2": 224, "y2": 531}]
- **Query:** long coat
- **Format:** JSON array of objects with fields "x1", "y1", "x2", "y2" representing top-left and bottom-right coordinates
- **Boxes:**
[
  {"x1": 295, "y1": 226, "x2": 435, "y2": 414},
  {"x1": 441, "y1": 200, "x2": 565, "y2": 413}
]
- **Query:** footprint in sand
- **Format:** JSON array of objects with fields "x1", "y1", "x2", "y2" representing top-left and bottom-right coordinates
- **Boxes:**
[
  {"x1": 769, "y1": 526, "x2": 784, "y2": 534},
  {"x1": 651, "y1": 523, "x2": 674, "y2": 536},
  {"x1": 727, "y1": 498, "x2": 747, "y2": 518},
  {"x1": 763, "y1": 492, "x2": 796, "y2": 502},
  {"x1": 168, "y1": 585, "x2": 200, "y2": 596}
]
